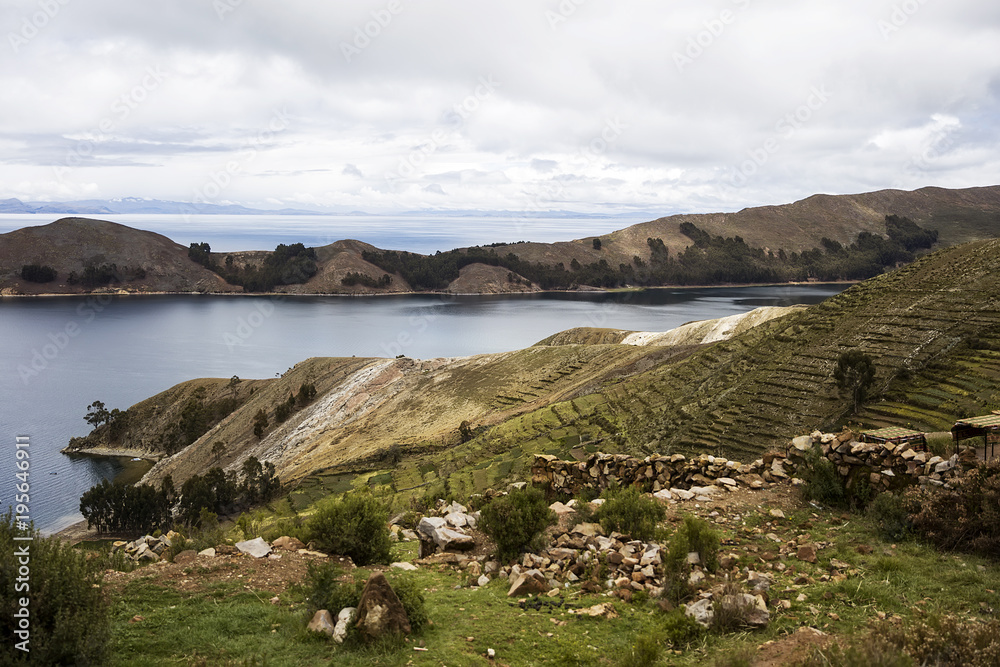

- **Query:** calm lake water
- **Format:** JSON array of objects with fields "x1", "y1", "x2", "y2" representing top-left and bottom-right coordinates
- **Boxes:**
[{"x1": 0, "y1": 285, "x2": 845, "y2": 533}]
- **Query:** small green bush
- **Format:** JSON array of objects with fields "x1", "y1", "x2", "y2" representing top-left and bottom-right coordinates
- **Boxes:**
[
  {"x1": 479, "y1": 487, "x2": 554, "y2": 562},
  {"x1": 866, "y1": 492, "x2": 912, "y2": 541},
  {"x1": 682, "y1": 514, "x2": 720, "y2": 572},
  {"x1": 710, "y1": 583, "x2": 758, "y2": 634},
  {"x1": 595, "y1": 485, "x2": 665, "y2": 540},
  {"x1": 660, "y1": 608, "x2": 704, "y2": 649},
  {"x1": 302, "y1": 561, "x2": 366, "y2": 615},
  {"x1": 307, "y1": 491, "x2": 391, "y2": 566},
  {"x1": 0, "y1": 511, "x2": 110, "y2": 665},
  {"x1": 801, "y1": 446, "x2": 848, "y2": 507},
  {"x1": 616, "y1": 634, "x2": 661, "y2": 667}
]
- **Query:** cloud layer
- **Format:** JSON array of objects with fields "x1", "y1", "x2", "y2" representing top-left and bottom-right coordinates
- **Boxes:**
[{"x1": 2, "y1": 0, "x2": 998, "y2": 214}]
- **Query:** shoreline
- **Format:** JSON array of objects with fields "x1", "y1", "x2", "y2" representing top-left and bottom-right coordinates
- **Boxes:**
[{"x1": 0, "y1": 280, "x2": 857, "y2": 300}]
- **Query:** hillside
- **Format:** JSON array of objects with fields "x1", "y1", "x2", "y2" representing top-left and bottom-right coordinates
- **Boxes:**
[
  {"x1": 3, "y1": 185, "x2": 999, "y2": 296},
  {"x1": 0, "y1": 217, "x2": 237, "y2": 294}
]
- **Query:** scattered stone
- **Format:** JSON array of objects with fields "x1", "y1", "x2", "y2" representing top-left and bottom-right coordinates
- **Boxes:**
[
  {"x1": 507, "y1": 570, "x2": 550, "y2": 597},
  {"x1": 235, "y1": 537, "x2": 272, "y2": 559},
  {"x1": 198, "y1": 547, "x2": 216, "y2": 558},
  {"x1": 797, "y1": 545, "x2": 817, "y2": 563},
  {"x1": 685, "y1": 598, "x2": 714, "y2": 627},
  {"x1": 307, "y1": 610, "x2": 335, "y2": 636},
  {"x1": 769, "y1": 509, "x2": 785, "y2": 519},
  {"x1": 272, "y1": 536, "x2": 305, "y2": 551},
  {"x1": 391, "y1": 562, "x2": 418, "y2": 571},
  {"x1": 333, "y1": 607, "x2": 356, "y2": 644}
]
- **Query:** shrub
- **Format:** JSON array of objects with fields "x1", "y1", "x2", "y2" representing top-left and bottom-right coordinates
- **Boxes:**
[
  {"x1": 682, "y1": 514, "x2": 720, "y2": 572},
  {"x1": 307, "y1": 491, "x2": 391, "y2": 565},
  {"x1": 660, "y1": 515, "x2": 720, "y2": 605},
  {"x1": 800, "y1": 446, "x2": 848, "y2": 507},
  {"x1": 905, "y1": 460, "x2": 1000, "y2": 558},
  {"x1": 710, "y1": 582, "x2": 758, "y2": 634},
  {"x1": 303, "y1": 561, "x2": 366, "y2": 616},
  {"x1": 615, "y1": 634, "x2": 660, "y2": 667},
  {"x1": 799, "y1": 641, "x2": 912, "y2": 667},
  {"x1": 0, "y1": 511, "x2": 110, "y2": 665},
  {"x1": 595, "y1": 485, "x2": 665, "y2": 540},
  {"x1": 866, "y1": 492, "x2": 912, "y2": 541},
  {"x1": 478, "y1": 487, "x2": 554, "y2": 562},
  {"x1": 660, "y1": 608, "x2": 704, "y2": 649}
]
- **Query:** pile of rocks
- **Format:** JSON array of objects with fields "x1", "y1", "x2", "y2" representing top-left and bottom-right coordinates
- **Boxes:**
[
  {"x1": 684, "y1": 572, "x2": 772, "y2": 628},
  {"x1": 307, "y1": 571, "x2": 412, "y2": 644},
  {"x1": 111, "y1": 531, "x2": 182, "y2": 563},
  {"x1": 414, "y1": 501, "x2": 480, "y2": 558}
]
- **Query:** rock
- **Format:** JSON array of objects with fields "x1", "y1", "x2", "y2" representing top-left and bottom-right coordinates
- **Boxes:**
[
  {"x1": 215, "y1": 545, "x2": 239, "y2": 555},
  {"x1": 355, "y1": 572, "x2": 411, "y2": 640},
  {"x1": 307, "y1": 609, "x2": 335, "y2": 636},
  {"x1": 571, "y1": 522, "x2": 604, "y2": 537},
  {"x1": 507, "y1": 570, "x2": 550, "y2": 597},
  {"x1": 653, "y1": 489, "x2": 674, "y2": 502},
  {"x1": 791, "y1": 435, "x2": 813, "y2": 452},
  {"x1": 549, "y1": 501, "x2": 576, "y2": 516},
  {"x1": 272, "y1": 536, "x2": 305, "y2": 551},
  {"x1": 670, "y1": 488, "x2": 695, "y2": 501},
  {"x1": 769, "y1": 509, "x2": 785, "y2": 519},
  {"x1": 689, "y1": 570, "x2": 705, "y2": 586},
  {"x1": 477, "y1": 574, "x2": 490, "y2": 587},
  {"x1": 569, "y1": 603, "x2": 618, "y2": 618},
  {"x1": 235, "y1": 537, "x2": 272, "y2": 558},
  {"x1": 391, "y1": 562, "x2": 418, "y2": 571},
  {"x1": 172, "y1": 550, "x2": 198, "y2": 566},
  {"x1": 715, "y1": 594, "x2": 770, "y2": 627},
  {"x1": 685, "y1": 598, "x2": 714, "y2": 627},
  {"x1": 418, "y1": 517, "x2": 475, "y2": 552},
  {"x1": 135, "y1": 543, "x2": 159, "y2": 562},
  {"x1": 796, "y1": 544, "x2": 817, "y2": 563},
  {"x1": 198, "y1": 547, "x2": 216, "y2": 558},
  {"x1": 333, "y1": 607, "x2": 356, "y2": 644}
]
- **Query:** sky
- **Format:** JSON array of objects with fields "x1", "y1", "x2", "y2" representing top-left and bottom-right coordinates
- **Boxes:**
[{"x1": 1, "y1": 0, "x2": 999, "y2": 216}]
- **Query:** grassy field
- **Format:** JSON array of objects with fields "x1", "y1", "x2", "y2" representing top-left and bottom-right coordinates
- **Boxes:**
[{"x1": 96, "y1": 481, "x2": 1000, "y2": 666}]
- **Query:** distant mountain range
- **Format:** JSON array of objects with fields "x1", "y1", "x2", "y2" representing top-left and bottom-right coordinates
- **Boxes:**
[
  {"x1": 0, "y1": 197, "x2": 326, "y2": 216},
  {"x1": 0, "y1": 197, "x2": 643, "y2": 219},
  {"x1": 1, "y1": 185, "x2": 998, "y2": 297}
]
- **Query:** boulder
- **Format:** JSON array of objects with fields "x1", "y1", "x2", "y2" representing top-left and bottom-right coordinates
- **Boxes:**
[
  {"x1": 235, "y1": 537, "x2": 272, "y2": 558},
  {"x1": 391, "y1": 562, "x2": 418, "y2": 571},
  {"x1": 796, "y1": 544, "x2": 817, "y2": 563},
  {"x1": 272, "y1": 536, "x2": 306, "y2": 551},
  {"x1": 198, "y1": 547, "x2": 216, "y2": 558},
  {"x1": 333, "y1": 607, "x2": 356, "y2": 644},
  {"x1": 355, "y1": 572, "x2": 411, "y2": 640},
  {"x1": 507, "y1": 570, "x2": 550, "y2": 597},
  {"x1": 307, "y1": 609, "x2": 335, "y2": 636},
  {"x1": 685, "y1": 598, "x2": 714, "y2": 627}
]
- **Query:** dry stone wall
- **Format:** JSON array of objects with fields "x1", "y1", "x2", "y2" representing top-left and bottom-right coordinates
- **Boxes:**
[{"x1": 531, "y1": 429, "x2": 965, "y2": 496}]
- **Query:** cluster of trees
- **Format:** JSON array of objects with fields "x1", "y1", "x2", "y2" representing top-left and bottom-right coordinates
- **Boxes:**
[
  {"x1": 341, "y1": 271, "x2": 393, "y2": 288},
  {"x1": 255, "y1": 382, "x2": 318, "y2": 438},
  {"x1": 79, "y1": 456, "x2": 280, "y2": 533},
  {"x1": 67, "y1": 263, "x2": 147, "y2": 287},
  {"x1": 188, "y1": 242, "x2": 318, "y2": 292},
  {"x1": 20, "y1": 263, "x2": 57, "y2": 283},
  {"x1": 360, "y1": 216, "x2": 939, "y2": 290}
]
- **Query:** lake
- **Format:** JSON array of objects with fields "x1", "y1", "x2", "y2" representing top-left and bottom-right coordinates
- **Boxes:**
[{"x1": 0, "y1": 286, "x2": 846, "y2": 534}]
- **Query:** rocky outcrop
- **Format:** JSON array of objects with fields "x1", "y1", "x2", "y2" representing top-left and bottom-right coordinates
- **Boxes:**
[{"x1": 354, "y1": 572, "x2": 411, "y2": 640}]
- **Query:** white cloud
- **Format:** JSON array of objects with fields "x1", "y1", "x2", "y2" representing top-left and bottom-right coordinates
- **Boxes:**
[{"x1": 0, "y1": 0, "x2": 996, "y2": 214}]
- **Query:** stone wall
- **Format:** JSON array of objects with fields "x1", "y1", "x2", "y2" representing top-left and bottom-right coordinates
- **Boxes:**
[{"x1": 531, "y1": 429, "x2": 965, "y2": 497}]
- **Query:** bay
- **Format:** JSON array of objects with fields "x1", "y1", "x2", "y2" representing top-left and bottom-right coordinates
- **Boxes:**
[{"x1": 0, "y1": 284, "x2": 845, "y2": 534}]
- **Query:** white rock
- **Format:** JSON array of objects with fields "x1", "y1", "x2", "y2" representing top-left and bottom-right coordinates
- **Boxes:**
[
  {"x1": 235, "y1": 537, "x2": 272, "y2": 558},
  {"x1": 333, "y1": 607, "x2": 356, "y2": 644},
  {"x1": 391, "y1": 562, "x2": 418, "y2": 571}
]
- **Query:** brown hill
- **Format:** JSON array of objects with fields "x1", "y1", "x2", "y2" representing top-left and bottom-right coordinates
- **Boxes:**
[{"x1": 0, "y1": 217, "x2": 237, "y2": 295}]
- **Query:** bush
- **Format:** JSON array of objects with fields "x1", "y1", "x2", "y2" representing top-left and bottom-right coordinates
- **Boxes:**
[
  {"x1": 595, "y1": 485, "x2": 665, "y2": 540},
  {"x1": 800, "y1": 446, "x2": 848, "y2": 507},
  {"x1": 710, "y1": 582, "x2": 758, "y2": 634},
  {"x1": 303, "y1": 561, "x2": 366, "y2": 616},
  {"x1": 905, "y1": 460, "x2": 1000, "y2": 558},
  {"x1": 479, "y1": 487, "x2": 555, "y2": 562},
  {"x1": 615, "y1": 634, "x2": 660, "y2": 667},
  {"x1": 866, "y1": 492, "x2": 912, "y2": 541},
  {"x1": 307, "y1": 491, "x2": 391, "y2": 565},
  {"x1": 661, "y1": 515, "x2": 720, "y2": 605},
  {"x1": 660, "y1": 608, "x2": 704, "y2": 649},
  {"x1": 0, "y1": 511, "x2": 110, "y2": 665}
]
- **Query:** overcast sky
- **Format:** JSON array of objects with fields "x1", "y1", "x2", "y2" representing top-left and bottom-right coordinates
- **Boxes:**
[{"x1": 1, "y1": 0, "x2": 998, "y2": 215}]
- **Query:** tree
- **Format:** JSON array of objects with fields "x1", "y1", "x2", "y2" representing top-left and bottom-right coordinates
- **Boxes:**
[
  {"x1": 834, "y1": 350, "x2": 877, "y2": 413},
  {"x1": 253, "y1": 409, "x2": 269, "y2": 438},
  {"x1": 84, "y1": 400, "x2": 110, "y2": 427},
  {"x1": 592, "y1": 238, "x2": 602, "y2": 250}
]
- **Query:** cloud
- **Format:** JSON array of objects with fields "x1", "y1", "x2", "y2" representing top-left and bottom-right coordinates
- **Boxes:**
[{"x1": 0, "y1": 0, "x2": 996, "y2": 214}]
